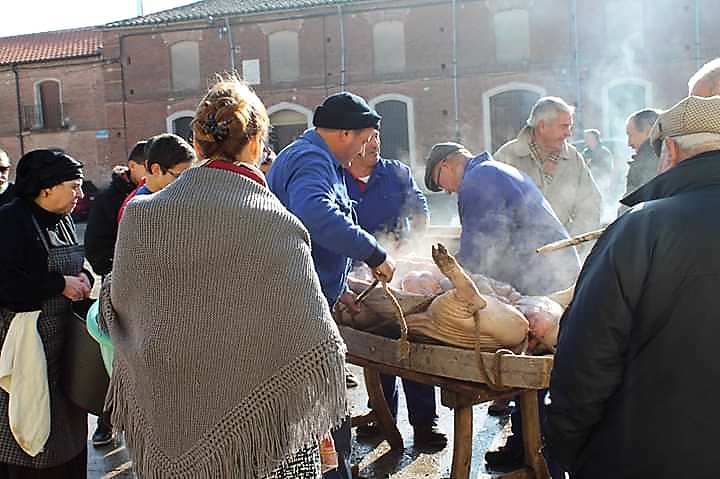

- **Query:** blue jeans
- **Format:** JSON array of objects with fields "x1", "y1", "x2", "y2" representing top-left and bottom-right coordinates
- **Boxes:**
[
  {"x1": 377, "y1": 374, "x2": 437, "y2": 428},
  {"x1": 508, "y1": 390, "x2": 564, "y2": 479}
]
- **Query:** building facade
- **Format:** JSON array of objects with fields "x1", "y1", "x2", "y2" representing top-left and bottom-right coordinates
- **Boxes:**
[{"x1": 1, "y1": 0, "x2": 717, "y2": 199}]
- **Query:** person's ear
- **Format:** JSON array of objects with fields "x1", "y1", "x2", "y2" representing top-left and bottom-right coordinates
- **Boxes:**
[{"x1": 667, "y1": 138, "x2": 683, "y2": 169}]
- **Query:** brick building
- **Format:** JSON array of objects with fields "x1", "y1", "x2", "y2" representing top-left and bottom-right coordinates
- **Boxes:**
[
  {"x1": 1, "y1": 0, "x2": 718, "y2": 201},
  {"x1": 0, "y1": 29, "x2": 115, "y2": 181}
]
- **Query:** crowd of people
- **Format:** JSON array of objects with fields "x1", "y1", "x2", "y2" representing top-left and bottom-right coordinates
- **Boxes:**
[{"x1": 1, "y1": 56, "x2": 720, "y2": 478}]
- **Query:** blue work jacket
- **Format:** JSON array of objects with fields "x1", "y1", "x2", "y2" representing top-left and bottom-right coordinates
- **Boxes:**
[
  {"x1": 457, "y1": 153, "x2": 580, "y2": 295},
  {"x1": 267, "y1": 129, "x2": 386, "y2": 306},
  {"x1": 343, "y1": 158, "x2": 428, "y2": 237}
]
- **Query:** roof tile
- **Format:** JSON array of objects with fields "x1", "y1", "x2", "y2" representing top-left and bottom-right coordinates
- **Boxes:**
[{"x1": 0, "y1": 29, "x2": 103, "y2": 66}]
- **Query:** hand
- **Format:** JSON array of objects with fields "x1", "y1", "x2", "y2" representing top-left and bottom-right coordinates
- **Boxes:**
[
  {"x1": 372, "y1": 254, "x2": 396, "y2": 283},
  {"x1": 63, "y1": 275, "x2": 91, "y2": 301},
  {"x1": 337, "y1": 291, "x2": 363, "y2": 317},
  {"x1": 78, "y1": 272, "x2": 92, "y2": 290}
]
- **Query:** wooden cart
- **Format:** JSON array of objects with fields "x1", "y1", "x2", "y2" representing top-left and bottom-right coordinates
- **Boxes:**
[{"x1": 340, "y1": 326, "x2": 553, "y2": 479}]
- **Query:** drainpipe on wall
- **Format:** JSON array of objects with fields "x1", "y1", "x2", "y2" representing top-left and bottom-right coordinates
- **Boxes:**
[
  {"x1": 12, "y1": 64, "x2": 24, "y2": 156},
  {"x1": 224, "y1": 17, "x2": 236, "y2": 71},
  {"x1": 451, "y1": 0, "x2": 460, "y2": 142},
  {"x1": 571, "y1": 0, "x2": 581, "y2": 117},
  {"x1": 336, "y1": 5, "x2": 346, "y2": 91},
  {"x1": 694, "y1": 0, "x2": 701, "y2": 68}
]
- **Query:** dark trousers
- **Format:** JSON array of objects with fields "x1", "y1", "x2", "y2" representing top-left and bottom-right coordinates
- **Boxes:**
[
  {"x1": 379, "y1": 374, "x2": 437, "y2": 428},
  {"x1": 0, "y1": 446, "x2": 87, "y2": 479},
  {"x1": 323, "y1": 418, "x2": 352, "y2": 479},
  {"x1": 508, "y1": 390, "x2": 564, "y2": 479}
]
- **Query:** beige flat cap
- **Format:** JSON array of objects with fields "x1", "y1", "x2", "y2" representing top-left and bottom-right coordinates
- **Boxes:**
[{"x1": 650, "y1": 95, "x2": 720, "y2": 155}]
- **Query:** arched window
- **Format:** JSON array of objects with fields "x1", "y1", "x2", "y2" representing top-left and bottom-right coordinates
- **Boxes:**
[
  {"x1": 170, "y1": 41, "x2": 200, "y2": 91},
  {"x1": 166, "y1": 110, "x2": 195, "y2": 142},
  {"x1": 604, "y1": 80, "x2": 651, "y2": 140},
  {"x1": 493, "y1": 9, "x2": 530, "y2": 63},
  {"x1": 269, "y1": 109, "x2": 309, "y2": 151},
  {"x1": 483, "y1": 83, "x2": 544, "y2": 153},
  {"x1": 373, "y1": 21, "x2": 405, "y2": 75},
  {"x1": 269, "y1": 31, "x2": 299, "y2": 83},
  {"x1": 370, "y1": 95, "x2": 415, "y2": 165},
  {"x1": 33, "y1": 79, "x2": 63, "y2": 129}
]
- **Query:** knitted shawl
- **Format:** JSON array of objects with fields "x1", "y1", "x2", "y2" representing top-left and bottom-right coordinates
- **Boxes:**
[{"x1": 105, "y1": 166, "x2": 347, "y2": 478}]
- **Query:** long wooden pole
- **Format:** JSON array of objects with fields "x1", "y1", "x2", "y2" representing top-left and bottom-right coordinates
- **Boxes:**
[{"x1": 536, "y1": 228, "x2": 606, "y2": 254}]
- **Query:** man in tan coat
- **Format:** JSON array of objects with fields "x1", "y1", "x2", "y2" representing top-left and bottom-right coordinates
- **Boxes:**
[{"x1": 494, "y1": 96, "x2": 601, "y2": 237}]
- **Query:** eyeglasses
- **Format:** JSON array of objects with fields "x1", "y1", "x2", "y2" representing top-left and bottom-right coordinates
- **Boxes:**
[
  {"x1": 166, "y1": 169, "x2": 183, "y2": 178},
  {"x1": 434, "y1": 160, "x2": 447, "y2": 189}
]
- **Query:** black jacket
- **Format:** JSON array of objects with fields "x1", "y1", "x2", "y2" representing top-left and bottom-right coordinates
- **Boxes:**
[
  {"x1": 625, "y1": 139, "x2": 658, "y2": 194},
  {"x1": 0, "y1": 198, "x2": 89, "y2": 312},
  {"x1": 0, "y1": 183, "x2": 15, "y2": 207},
  {"x1": 84, "y1": 167, "x2": 135, "y2": 275},
  {"x1": 546, "y1": 151, "x2": 720, "y2": 478}
]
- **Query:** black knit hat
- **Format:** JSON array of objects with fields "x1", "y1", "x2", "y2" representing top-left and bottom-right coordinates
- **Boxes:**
[
  {"x1": 313, "y1": 92, "x2": 381, "y2": 130},
  {"x1": 15, "y1": 149, "x2": 83, "y2": 199}
]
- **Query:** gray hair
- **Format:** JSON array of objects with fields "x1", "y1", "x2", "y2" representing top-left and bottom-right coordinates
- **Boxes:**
[
  {"x1": 672, "y1": 133, "x2": 720, "y2": 152},
  {"x1": 527, "y1": 96, "x2": 575, "y2": 128},
  {"x1": 626, "y1": 108, "x2": 661, "y2": 133},
  {"x1": 688, "y1": 58, "x2": 720, "y2": 95},
  {"x1": 0, "y1": 149, "x2": 9, "y2": 165}
]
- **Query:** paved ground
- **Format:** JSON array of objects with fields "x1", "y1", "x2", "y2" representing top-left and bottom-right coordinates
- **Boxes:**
[
  {"x1": 86, "y1": 364, "x2": 511, "y2": 479},
  {"x1": 77, "y1": 222, "x2": 511, "y2": 478}
]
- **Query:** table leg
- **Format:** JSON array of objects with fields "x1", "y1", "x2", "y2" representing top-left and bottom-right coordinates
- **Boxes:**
[
  {"x1": 450, "y1": 402, "x2": 472, "y2": 479},
  {"x1": 363, "y1": 368, "x2": 404, "y2": 450},
  {"x1": 519, "y1": 390, "x2": 550, "y2": 479}
]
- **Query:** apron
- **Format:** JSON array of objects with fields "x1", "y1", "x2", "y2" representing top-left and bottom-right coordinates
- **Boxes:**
[{"x1": 0, "y1": 215, "x2": 87, "y2": 468}]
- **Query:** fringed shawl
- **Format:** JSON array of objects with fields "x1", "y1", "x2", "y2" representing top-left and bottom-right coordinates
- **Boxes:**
[{"x1": 105, "y1": 166, "x2": 347, "y2": 478}]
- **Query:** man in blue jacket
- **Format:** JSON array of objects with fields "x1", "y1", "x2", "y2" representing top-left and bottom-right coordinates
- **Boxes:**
[
  {"x1": 344, "y1": 130, "x2": 446, "y2": 449},
  {"x1": 425, "y1": 142, "x2": 580, "y2": 477},
  {"x1": 268, "y1": 91, "x2": 396, "y2": 479},
  {"x1": 425, "y1": 142, "x2": 579, "y2": 296}
]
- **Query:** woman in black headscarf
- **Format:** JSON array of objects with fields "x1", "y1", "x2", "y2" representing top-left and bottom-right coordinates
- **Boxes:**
[{"x1": 0, "y1": 149, "x2": 92, "y2": 478}]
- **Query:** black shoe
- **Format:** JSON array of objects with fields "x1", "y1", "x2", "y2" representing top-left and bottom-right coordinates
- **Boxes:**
[
  {"x1": 345, "y1": 366, "x2": 359, "y2": 388},
  {"x1": 413, "y1": 425, "x2": 448, "y2": 451},
  {"x1": 484, "y1": 443, "x2": 524, "y2": 470},
  {"x1": 487, "y1": 399, "x2": 513, "y2": 417},
  {"x1": 355, "y1": 422, "x2": 381, "y2": 438},
  {"x1": 92, "y1": 423, "x2": 114, "y2": 447}
]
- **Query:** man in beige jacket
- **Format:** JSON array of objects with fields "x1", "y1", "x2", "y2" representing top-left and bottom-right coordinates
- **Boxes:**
[{"x1": 494, "y1": 96, "x2": 601, "y2": 238}]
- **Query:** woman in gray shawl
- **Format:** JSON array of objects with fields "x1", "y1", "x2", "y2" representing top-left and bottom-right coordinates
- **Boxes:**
[{"x1": 103, "y1": 77, "x2": 347, "y2": 478}]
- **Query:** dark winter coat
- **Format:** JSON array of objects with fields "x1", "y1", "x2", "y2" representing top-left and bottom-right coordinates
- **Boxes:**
[
  {"x1": 625, "y1": 139, "x2": 658, "y2": 194},
  {"x1": 546, "y1": 150, "x2": 720, "y2": 478},
  {"x1": 84, "y1": 167, "x2": 135, "y2": 275},
  {"x1": 0, "y1": 183, "x2": 15, "y2": 207}
]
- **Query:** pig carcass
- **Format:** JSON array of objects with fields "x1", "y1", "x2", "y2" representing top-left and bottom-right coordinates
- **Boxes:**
[{"x1": 338, "y1": 245, "x2": 571, "y2": 354}]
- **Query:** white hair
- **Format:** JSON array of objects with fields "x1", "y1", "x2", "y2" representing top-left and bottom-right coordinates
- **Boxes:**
[
  {"x1": 527, "y1": 96, "x2": 575, "y2": 128},
  {"x1": 672, "y1": 132, "x2": 720, "y2": 151},
  {"x1": 688, "y1": 58, "x2": 720, "y2": 95}
]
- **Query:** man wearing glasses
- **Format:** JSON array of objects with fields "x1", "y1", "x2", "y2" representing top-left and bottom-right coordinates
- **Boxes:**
[
  {"x1": 425, "y1": 142, "x2": 579, "y2": 477},
  {"x1": 0, "y1": 149, "x2": 15, "y2": 208}
]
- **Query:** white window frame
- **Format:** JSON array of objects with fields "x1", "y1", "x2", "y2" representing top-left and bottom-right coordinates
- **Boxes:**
[
  {"x1": 482, "y1": 82, "x2": 546, "y2": 152},
  {"x1": 369, "y1": 94, "x2": 416, "y2": 167},
  {"x1": 33, "y1": 78, "x2": 64, "y2": 129},
  {"x1": 166, "y1": 110, "x2": 196, "y2": 135},
  {"x1": 266, "y1": 102, "x2": 312, "y2": 126}
]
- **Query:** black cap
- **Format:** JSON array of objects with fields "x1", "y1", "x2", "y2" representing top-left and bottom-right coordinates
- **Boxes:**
[
  {"x1": 424, "y1": 142, "x2": 463, "y2": 192},
  {"x1": 313, "y1": 92, "x2": 381, "y2": 130},
  {"x1": 15, "y1": 149, "x2": 83, "y2": 199}
]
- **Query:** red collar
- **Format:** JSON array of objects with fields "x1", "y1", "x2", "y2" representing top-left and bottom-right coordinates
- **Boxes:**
[{"x1": 204, "y1": 160, "x2": 267, "y2": 187}]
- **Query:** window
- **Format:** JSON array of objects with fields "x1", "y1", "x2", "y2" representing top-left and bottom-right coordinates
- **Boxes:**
[
  {"x1": 33, "y1": 80, "x2": 63, "y2": 129},
  {"x1": 489, "y1": 89, "x2": 540, "y2": 152},
  {"x1": 374, "y1": 99, "x2": 410, "y2": 163},
  {"x1": 373, "y1": 21, "x2": 405, "y2": 75},
  {"x1": 606, "y1": 81, "x2": 649, "y2": 139},
  {"x1": 605, "y1": 1, "x2": 643, "y2": 49},
  {"x1": 269, "y1": 31, "x2": 299, "y2": 83},
  {"x1": 170, "y1": 41, "x2": 200, "y2": 91},
  {"x1": 166, "y1": 111, "x2": 196, "y2": 142},
  {"x1": 268, "y1": 106, "x2": 311, "y2": 151},
  {"x1": 493, "y1": 9, "x2": 530, "y2": 63},
  {"x1": 242, "y1": 59, "x2": 261, "y2": 85}
]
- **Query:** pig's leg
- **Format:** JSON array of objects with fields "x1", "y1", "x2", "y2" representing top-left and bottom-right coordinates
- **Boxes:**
[{"x1": 432, "y1": 244, "x2": 486, "y2": 312}]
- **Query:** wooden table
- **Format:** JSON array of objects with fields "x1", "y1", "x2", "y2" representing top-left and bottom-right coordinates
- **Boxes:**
[{"x1": 340, "y1": 326, "x2": 553, "y2": 479}]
